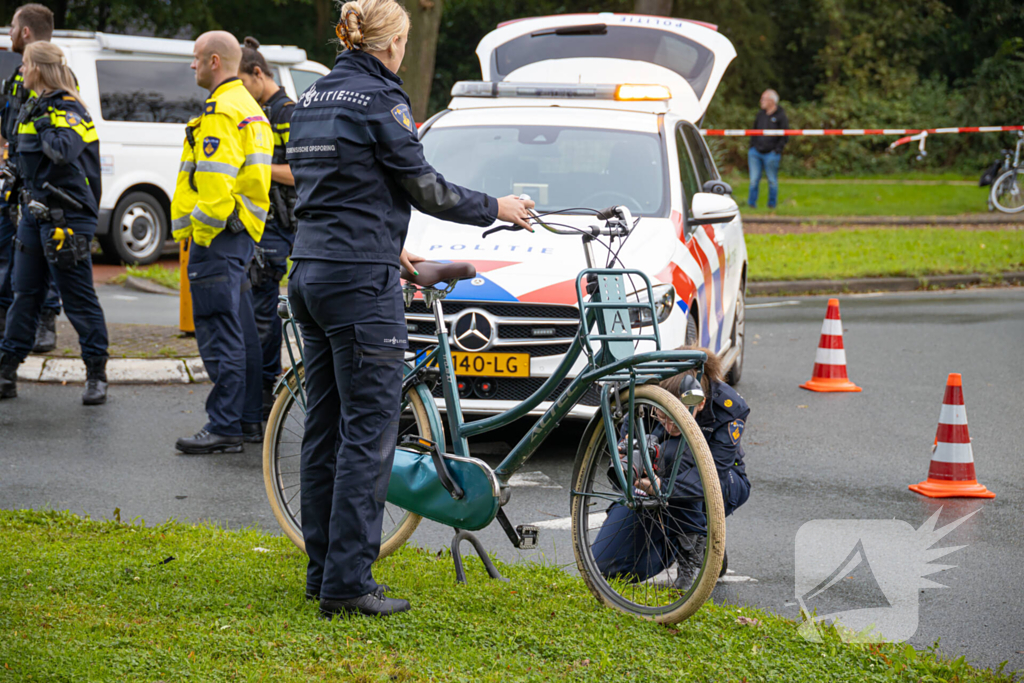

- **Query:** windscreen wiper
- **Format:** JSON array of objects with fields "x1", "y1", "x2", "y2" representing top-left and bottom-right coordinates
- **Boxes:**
[{"x1": 530, "y1": 23, "x2": 607, "y2": 37}]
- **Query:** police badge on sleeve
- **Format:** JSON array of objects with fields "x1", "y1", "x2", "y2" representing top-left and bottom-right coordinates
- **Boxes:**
[
  {"x1": 391, "y1": 104, "x2": 415, "y2": 133},
  {"x1": 203, "y1": 137, "x2": 220, "y2": 157}
]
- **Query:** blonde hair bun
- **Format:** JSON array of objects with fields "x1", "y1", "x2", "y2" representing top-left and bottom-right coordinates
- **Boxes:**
[{"x1": 335, "y1": 0, "x2": 409, "y2": 53}]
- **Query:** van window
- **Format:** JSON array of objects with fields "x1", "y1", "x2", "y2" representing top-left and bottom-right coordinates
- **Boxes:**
[
  {"x1": 0, "y1": 51, "x2": 22, "y2": 81},
  {"x1": 494, "y1": 26, "x2": 716, "y2": 99},
  {"x1": 290, "y1": 69, "x2": 321, "y2": 97},
  {"x1": 96, "y1": 59, "x2": 207, "y2": 124}
]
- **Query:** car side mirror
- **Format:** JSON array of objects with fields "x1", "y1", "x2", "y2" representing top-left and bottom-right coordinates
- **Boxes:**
[
  {"x1": 702, "y1": 179, "x2": 732, "y2": 195},
  {"x1": 690, "y1": 192, "x2": 739, "y2": 225}
]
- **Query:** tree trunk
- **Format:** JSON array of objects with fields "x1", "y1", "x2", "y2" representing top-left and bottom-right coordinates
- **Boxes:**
[
  {"x1": 633, "y1": 0, "x2": 673, "y2": 16},
  {"x1": 51, "y1": 0, "x2": 69, "y2": 29},
  {"x1": 315, "y1": 0, "x2": 332, "y2": 50},
  {"x1": 400, "y1": 0, "x2": 445, "y2": 122}
]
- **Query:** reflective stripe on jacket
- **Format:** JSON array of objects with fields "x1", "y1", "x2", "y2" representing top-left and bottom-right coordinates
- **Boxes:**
[
  {"x1": 14, "y1": 90, "x2": 101, "y2": 216},
  {"x1": 171, "y1": 78, "x2": 272, "y2": 246}
]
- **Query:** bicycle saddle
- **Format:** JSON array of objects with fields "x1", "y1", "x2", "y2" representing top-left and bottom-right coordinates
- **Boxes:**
[{"x1": 400, "y1": 260, "x2": 477, "y2": 288}]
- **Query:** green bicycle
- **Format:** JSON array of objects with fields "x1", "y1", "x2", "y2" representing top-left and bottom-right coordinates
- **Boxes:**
[{"x1": 263, "y1": 206, "x2": 726, "y2": 623}]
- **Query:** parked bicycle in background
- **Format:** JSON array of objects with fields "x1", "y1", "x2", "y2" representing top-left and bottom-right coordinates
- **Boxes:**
[{"x1": 981, "y1": 130, "x2": 1024, "y2": 214}]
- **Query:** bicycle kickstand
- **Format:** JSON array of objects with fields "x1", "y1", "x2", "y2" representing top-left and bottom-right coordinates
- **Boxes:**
[{"x1": 450, "y1": 528, "x2": 509, "y2": 585}]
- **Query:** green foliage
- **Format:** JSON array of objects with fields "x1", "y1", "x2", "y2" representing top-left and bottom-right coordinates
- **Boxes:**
[
  {"x1": 746, "y1": 228, "x2": 1024, "y2": 280},
  {"x1": 1, "y1": 509, "x2": 1018, "y2": 682}
]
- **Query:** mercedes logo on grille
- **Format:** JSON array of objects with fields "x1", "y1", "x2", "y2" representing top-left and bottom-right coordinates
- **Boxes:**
[{"x1": 452, "y1": 310, "x2": 494, "y2": 352}]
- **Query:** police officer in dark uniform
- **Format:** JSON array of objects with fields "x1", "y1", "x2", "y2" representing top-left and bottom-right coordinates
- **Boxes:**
[
  {"x1": 0, "y1": 3, "x2": 63, "y2": 350},
  {"x1": 287, "y1": 0, "x2": 534, "y2": 618},
  {"x1": 238, "y1": 37, "x2": 297, "y2": 417},
  {"x1": 0, "y1": 41, "x2": 108, "y2": 403},
  {"x1": 592, "y1": 349, "x2": 751, "y2": 588}
]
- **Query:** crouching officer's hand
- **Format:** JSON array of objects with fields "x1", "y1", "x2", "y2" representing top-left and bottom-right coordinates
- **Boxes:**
[{"x1": 497, "y1": 195, "x2": 535, "y2": 231}]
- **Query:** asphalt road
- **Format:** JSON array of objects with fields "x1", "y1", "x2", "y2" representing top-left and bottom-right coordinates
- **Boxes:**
[{"x1": 2, "y1": 287, "x2": 1022, "y2": 672}]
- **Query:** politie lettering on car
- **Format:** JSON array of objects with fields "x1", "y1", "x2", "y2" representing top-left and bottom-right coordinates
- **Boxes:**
[{"x1": 399, "y1": 13, "x2": 749, "y2": 417}]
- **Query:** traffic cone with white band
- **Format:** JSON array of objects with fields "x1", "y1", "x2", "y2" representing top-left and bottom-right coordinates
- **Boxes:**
[
  {"x1": 909, "y1": 373, "x2": 995, "y2": 499},
  {"x1": 800, "y1": 298, "x2": 862, "y2": 392}
]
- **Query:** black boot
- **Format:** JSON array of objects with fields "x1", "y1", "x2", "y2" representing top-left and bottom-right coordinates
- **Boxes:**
[
  {"x1": 242, "y1": 421, "x2": 263, "y2": 443},
  {"x1": 32, "y1": 309, "x2": 57, "y2": 354},
  {"x1": 319, "y1": 586, "x2": 411, "y2": 619},
  {"x1": 175, "y1": 428, "x2": 244, "y2": 454},
  {"x1": 0, "y1": 353, "x2": 18, "y2": 399},
  {"x1": 82, "y1": 356, "x2": 108, "y2": 405}
]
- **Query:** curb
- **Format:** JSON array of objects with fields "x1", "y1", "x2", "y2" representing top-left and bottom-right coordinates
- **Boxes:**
[
  {"x1": 749, "y1": 271, "x2": 1024, "y2": 296},
  {"x1": 124, "y1": 276, "x2": 178, "y2": 296},
  {"x1": 745, "y1": 214, "x2": 1023, "y2": 226},
  {"x1": 18, "y1": 357, "x2": 209, "y2": 384}
]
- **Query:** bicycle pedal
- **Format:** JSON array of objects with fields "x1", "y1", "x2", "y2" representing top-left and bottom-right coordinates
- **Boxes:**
[{"x1": 516, "y1": 525, "x2": 539, "y2": 550}]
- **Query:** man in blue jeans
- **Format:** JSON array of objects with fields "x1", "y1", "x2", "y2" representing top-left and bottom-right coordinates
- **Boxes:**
[{"x1": 747, "y1": 89, "x2": 788, "y2": 209}]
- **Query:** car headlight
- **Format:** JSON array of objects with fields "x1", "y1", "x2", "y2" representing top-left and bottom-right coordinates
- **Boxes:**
[{"x1": 628, "y1": 284, "x2": 675, "y2": 328}]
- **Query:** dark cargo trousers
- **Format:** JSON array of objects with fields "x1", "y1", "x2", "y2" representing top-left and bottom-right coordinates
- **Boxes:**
[{"x1": 287, "y1": 259, "x2": 408, "y2": 601}]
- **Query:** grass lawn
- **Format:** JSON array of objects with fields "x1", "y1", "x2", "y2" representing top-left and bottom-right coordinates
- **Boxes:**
[
  {"x1": 732, "y1": 179, "x2": 988, "y2": 216},
  {"x1": 0, "y1": 510, "x2": 1016, "y2": 682},
  {"x1": 111, "y1": 264, "x2": 181, "y2": 290},
  {"x1": 746, "y1": 228, "x2": 1024, "y2": 281}
]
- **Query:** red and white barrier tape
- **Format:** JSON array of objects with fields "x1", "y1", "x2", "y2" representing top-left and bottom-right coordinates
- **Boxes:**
[{"x1": 700, "y1": 125, "x2": 1023, "y2": 137}]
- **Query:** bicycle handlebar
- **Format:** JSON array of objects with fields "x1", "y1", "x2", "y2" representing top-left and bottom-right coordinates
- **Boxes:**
[{"x1": 481, "y1": 203, "x2": 633, "y2": 240}]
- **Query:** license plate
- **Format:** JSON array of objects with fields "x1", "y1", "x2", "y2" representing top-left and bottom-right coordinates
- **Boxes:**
[{"x1": 450, "y1": 352, "x2": 530, "y2": 378}]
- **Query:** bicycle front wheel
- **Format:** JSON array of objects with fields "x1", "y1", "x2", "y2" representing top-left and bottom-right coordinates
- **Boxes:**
[
  {"x1": 571, "y1": 384, "x2": 725, "y2": 624},
  {"x1": 262, "y1": 364, "x2": 430, "y2": 559},
  {"x1": 991, "y1": 169, "x2": 1024, "y2": 213}
]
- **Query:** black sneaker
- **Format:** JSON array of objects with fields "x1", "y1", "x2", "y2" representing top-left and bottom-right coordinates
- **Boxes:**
[
  {"x1": 242, "y1": 422, "x2": 264, "y2": 443},
  {"x1": 319, "y1": 586, "x2": 410, "y2": 619},
  {"x1": 175, "y1": 428, "x2": 244, "y2": 454}
]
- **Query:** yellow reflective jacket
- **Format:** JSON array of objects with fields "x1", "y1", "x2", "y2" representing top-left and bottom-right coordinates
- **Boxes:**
[{"x1": 171, "y1": 78, "x2": 272, "y2": 246}]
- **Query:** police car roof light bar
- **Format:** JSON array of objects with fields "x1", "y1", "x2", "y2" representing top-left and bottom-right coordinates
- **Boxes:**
[{"x1": 451, "y1": 81, "x2": 671, "y2": 102}]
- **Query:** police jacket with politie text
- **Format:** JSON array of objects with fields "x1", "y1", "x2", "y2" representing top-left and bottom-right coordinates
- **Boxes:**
[
  {"x1": 171, "y1": 77, "x2": 273, "y2": 247},
  {"x1": 263, "y1": 86, "x2": 297, "y2": 232},
  {"x1": 656, "y1": 380, "x2": 750, "y2": 500},
  {"x1": 288, "y1": 49, "x2": 498, "y2": 267},
  {"x1": 15, "y1": 89, "x2": 101, "y2": 219}
]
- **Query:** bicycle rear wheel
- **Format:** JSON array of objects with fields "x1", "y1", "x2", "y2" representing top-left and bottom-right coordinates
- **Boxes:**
[
  {"x1": 991, "y1": 169, "x2": 1024, "y2": 213},
  {"x1": 262, "y1": 364, "x2": 430, "y2": 558},
  {"x1": 571, "y1": 384, "x2": 725, "y2": 624}
]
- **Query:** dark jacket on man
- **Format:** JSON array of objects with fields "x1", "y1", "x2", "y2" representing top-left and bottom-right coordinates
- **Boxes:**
[{"x1": 749, "y1": 106, "x2": 789, "y2": 154}]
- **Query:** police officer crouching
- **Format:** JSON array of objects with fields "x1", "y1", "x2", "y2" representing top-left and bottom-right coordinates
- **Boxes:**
[
  {"x1": 238, "y1": 37, "x2": 297, "y2": 418},
  {"x1": 0, "y1": 41, "x2": 108, "y2": 404},
  {"x1": 591, "y1": 348, "x2": 751, "y2": 589},
  {"x1": 172, "y1": 31, "x2": 272, "y2": 454}
]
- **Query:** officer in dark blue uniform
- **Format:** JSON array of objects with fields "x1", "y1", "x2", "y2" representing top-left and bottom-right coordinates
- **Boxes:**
[
  {"x1": 0, "y1": 4, "x2": 63, "y2": 350},
  {"x1": 287, "y1": 0, "x2": 534, "y2": 619},
  {"x1": 0, "y1": 41, "x2": 108, "y2": 404},
  {"x1": 592, "y1": 349, "x2": 751, "y2": 588},
  {"x1": 238, "y1": 37, "x2": 297, "y2": 417}
]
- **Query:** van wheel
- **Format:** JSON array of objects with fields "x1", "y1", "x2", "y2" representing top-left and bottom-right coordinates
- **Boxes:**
[{"x1": 99, "y1": 191, "x2": 166, "y2": 265}]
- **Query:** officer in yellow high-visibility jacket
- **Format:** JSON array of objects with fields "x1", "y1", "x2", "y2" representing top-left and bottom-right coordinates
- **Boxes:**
[{"x1": 171, "y1": 31, "x2": 272, "y2": 455}]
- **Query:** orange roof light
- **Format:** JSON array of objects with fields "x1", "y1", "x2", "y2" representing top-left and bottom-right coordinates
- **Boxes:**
[{"x1": 614, "y1": 84, "x2": 672, "y2": 101}]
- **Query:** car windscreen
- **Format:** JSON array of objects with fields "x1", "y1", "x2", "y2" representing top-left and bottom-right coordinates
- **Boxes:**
[
  {"x1": 421, "y1": 125, "x2": 668, "y2": 217},
  {"x1": 493, "y1": 26, "x2": 715, "y2": 99}
]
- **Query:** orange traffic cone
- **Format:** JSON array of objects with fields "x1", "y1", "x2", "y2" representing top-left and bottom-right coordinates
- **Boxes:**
[
  {"x1": 800, "y1": 298, "x2": 862, "y2": 392},
  {"x1": 910, "y1": 374, "x2": 995, "y2": 499}
]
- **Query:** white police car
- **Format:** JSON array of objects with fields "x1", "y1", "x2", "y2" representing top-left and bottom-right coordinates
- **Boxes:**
[{"x1": 404, "y1": 13, "x2": 747, "y2": 416}]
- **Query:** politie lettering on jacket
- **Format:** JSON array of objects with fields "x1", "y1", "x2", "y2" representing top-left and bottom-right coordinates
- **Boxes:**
[{"x1": 299, "y1": 84, "x2": 371, "y2": 109}]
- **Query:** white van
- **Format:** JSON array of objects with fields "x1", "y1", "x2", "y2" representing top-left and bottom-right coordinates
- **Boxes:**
[{"x1": 0, "y1": 30, "x2": 328, "y2": 264}]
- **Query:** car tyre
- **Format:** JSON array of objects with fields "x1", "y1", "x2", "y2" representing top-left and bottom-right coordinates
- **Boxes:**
[
  {"x1": 99, "y1": 191, "x2": 167, "y2": 265},
  {"x1": 725, "y1": 282, "x2": 745, "y2": 385}
]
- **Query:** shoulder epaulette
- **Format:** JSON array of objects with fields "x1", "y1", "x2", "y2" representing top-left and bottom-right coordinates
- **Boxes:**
[{"x1": 204, "y1": 101, "x2": 217, "y2": 115}]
